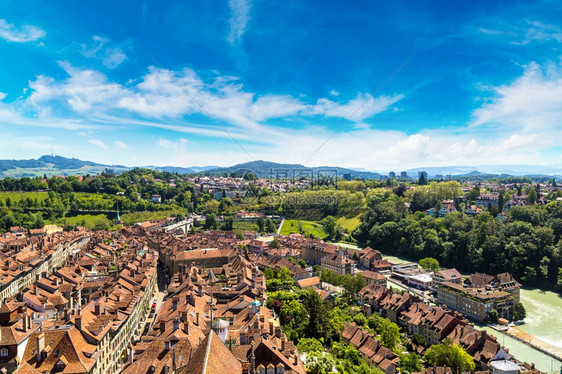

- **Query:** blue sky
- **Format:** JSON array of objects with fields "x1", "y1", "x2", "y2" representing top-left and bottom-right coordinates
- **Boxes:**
[{"x1": 0, "y1": 0, "x2": 561, "y2": 170}]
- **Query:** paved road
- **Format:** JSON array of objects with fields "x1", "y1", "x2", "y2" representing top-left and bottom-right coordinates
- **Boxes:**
[
  {"x1": 141, "y1": 262, "x2": 169, "y2": 335},
  {"x1": 276, "y1": 217, "x2": 285, "y2": 235}
]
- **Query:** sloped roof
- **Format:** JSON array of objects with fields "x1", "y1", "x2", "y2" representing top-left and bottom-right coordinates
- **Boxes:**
[{"x1": 178, "y1": 330, "x2": 241, "y2": 374}]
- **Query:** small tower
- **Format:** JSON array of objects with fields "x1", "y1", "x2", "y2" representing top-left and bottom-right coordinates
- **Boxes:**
[
  {"x1": 250, "y1": 299, "x2": 261, "y2": 315},
  {"x1": 212, "y1": 319, "x2": 229, "y2": 343}
]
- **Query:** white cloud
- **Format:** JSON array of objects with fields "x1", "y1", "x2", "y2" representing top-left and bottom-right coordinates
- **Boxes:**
[
  {"x1": 114, "y1": 140, "x2": 129, "y2": 149},
  {"x1": 0, "y1": 92, "x2": 6, "y2": 101},
  {"x1": 496, "y1": 134, "x2": 542, "y2": 151},
  {"x1": 81, "y1": 36, "x2": 127, "y2": 68},
  {"x1": 102, "y1": 48, "x2": 127, "y2": 68},
  {"x1": 88, "y1": 139, "x2": 108, "y2": 149},
  {"x1": 25, "y1": 64, "x2": 397, "y2": 134},
  {"x1": 311, "y1": 93, "x2": 404, "y2": 121},
  {"x1": 157, "y1": 137, "x2": 188, "y2": 149},
  {"x1": 477, "y1": 20, "x2": 562, "y2": 45},
  {"x1": 472, "y1": 61, "x2": 562, "y2": 132},
  {"x1": 3, "y1": 60, "x2": 560, "y2": 170},
  {"x1": 227, "y1": 0, "x2": 251, "y2": 45},
  {"x1": 0, "y1": 19, "x2": 45, "y2": 42},
  {"x1": 516, "y1": 21, "x2": 562, "y2": 45}
]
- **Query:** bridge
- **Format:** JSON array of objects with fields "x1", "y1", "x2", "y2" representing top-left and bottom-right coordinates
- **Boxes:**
[{"x1": 164, "y1": 218, "x2": 194, "y2": 234}]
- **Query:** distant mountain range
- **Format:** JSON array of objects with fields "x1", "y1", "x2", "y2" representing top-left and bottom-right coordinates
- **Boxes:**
[
  {"x1": 0, "y1": 155, "x2": 560, "y2": 179},
  {"x1": 198, "y1": 160, "x2": 382, "y2": 179},
  {"x1": 404, "y1": 165, "x2": 562, "y2": 177}
]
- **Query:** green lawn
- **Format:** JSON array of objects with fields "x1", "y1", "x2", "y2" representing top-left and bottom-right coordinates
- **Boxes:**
[
  {"x1": 280, "y1": 219, "x2": 327, "y2": 239},
  {"x1": 0, "y1": 191, "x2": 49, "y2": 202},
  {"x1": 232, "y1": 221, "x2": 260, "y2": 232},
  {"x1": 120, "y1": 209, "x2": 186, "y2": 226},
  {"x1": 337, "y1": 214, "x2": 362, "y2": 232},
  {"x1": 46, "y1": 214, "x2": 112, "y2": 230}
]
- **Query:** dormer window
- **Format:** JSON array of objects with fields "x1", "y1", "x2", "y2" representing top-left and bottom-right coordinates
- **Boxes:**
[{"x1": 55, "y1": 359, "x2": 66, "y2": 372}]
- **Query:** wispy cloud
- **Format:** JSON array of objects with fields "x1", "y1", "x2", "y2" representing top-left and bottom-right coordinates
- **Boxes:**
[
  {"x1": 24, "y1": 63, "x2": 401, "y2": 135},
  {"x1": 472, "y1": 61, "x2": 562, "y2": 132},
  {"x1": 114, "y1": 140, "x2": 129, "y2": 149},
  {"x1": 227, "y1": 0, "x2": 251, "y2": 45},
  {"x1": 311, "y1": 93, "x2": 404, "y2": 121},
  {"x1": 0, "y1": 19, "x2": 45, "y2": 43},
  {"x1": 3, "y1": 59, "x2": 559, "y2": 169},
  {"x1": 477, "y1": 20, "x2": 562, "y2": 45},
  {"x1": 88, "y1": 139, "x2": 108, "y2": 149},
  {"x1": 81, "y1": 36, "x2": 127, "y2": 68},
  {"x1": 515, "y1": 21, "x2": 562, "y2": 45},
  {"x1": 157, "y1": 137, "x2": 188, "y2": 149},
  {"x1": 0, "y1": 92, "x2": 6, "y2": 101}
]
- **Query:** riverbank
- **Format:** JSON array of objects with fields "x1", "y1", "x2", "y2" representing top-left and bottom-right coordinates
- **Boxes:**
[
  {"x1": 506, "y1": 326, "x2": 562, "y2": 362},
  {"x1": 477, "y1": 323, "x2": 562, "y2": 373}
]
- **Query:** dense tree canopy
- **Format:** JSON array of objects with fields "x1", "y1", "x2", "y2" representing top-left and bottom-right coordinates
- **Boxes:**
[
  {"x1": 424, "y1": 339, "x2": 475, "y2": 371},
  {"x1": 356, "y1": 198, "x2": 562, "y2": 290}
]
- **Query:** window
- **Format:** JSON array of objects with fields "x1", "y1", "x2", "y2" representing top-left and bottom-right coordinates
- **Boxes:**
[{"x1": 0, "y1": 348, "x2": 8, "y2": 357}]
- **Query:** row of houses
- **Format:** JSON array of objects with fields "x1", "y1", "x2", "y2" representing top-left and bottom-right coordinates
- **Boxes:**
[
  {"x1": 342, "y1": 323, "x2": 400, "y2": 374},
  {"x1": 0, "y1": 228, "x2": 91, "y2": 303},
  {"x1": 358, "y1": 284, "x2": 530, "y2": 372},
  {"x1": 122, "y1": 247, "x2": 306, "y2": 374},
  {"x1": 0, "y1": 229, "x2": 159, "y2": 374}
]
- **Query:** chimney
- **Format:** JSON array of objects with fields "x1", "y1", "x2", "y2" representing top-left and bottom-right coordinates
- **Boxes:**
[
  {"x1": 172, "y1": 297, "x2": 179, "y2": 311},
  {"x1": 54, "y1": 278, "x2": 59, "y2": 287},
  {"x1": 196, "y1": 312, "x2": 200, "y2": 326},
  {"x1": 269, "y1": 323, "x2": 274, "y2": 336},
  {"x1": 160, "y1": 321, "x2": 166, "y2": 334},
  {"x1": 197, "y1": 284, "x2": 203, "y2": 297},
  {"x1": 275, "y1": 326, "x2": 281, "y2": 338},
  {"x1": 281, "y1": 338, "x2": 286, "y2": 352},
  {"x1": 94, "y1": 303, "x2": 101, "y2": 315},
  {"x1": 75, "y1": 315, "x2": 82, "y2": 330},
  {"x1": 180, "y1": 311, "x2": 188, "y2": 322},
  {"x1": 36, "y1": 333, "x2": 45, "y2": 362},
  {"x1": 183, "y1": 322, "x2": 190, "y2": 335},
  {"x1": 23, "y1": 314, "x2": 29, "y2": 332}
]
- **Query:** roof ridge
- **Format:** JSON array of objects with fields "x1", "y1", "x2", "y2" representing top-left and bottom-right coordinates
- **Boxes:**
[{"x1": 201, "y1": 329, "x2": 213, "y2": 374}]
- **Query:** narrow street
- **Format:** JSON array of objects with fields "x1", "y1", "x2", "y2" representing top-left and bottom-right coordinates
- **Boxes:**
[{"x1": 140, "y1": 261, "x2": 169, "y2": 336}]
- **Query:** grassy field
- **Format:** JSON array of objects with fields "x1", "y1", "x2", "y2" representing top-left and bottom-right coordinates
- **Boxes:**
[
  {"x1": 45, "y1": 209, "x2": 187, "y2": 229},
  {"x1": 337, "y1": 214, "x2": 362, "y2": 232},
  {"x1": 280, "y1": 219, "x2": 327, "y2": 239},
  {"x1": 232, "y1": 221, "x2": 260, "y2": 232},
  {"x1": 1, "y1": 165, "x2": 129, "y2": 178},
  {"x1": 121, "y1": 209, "x2": 186, "y2": 226},
  {"x1": 0, "y1": 191, "x2": 49, "y2": 202}
]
